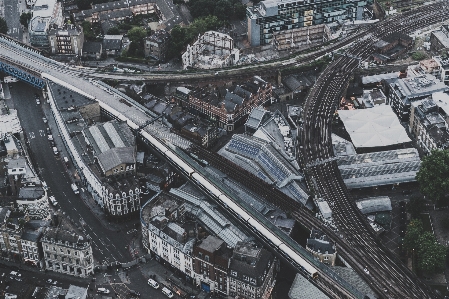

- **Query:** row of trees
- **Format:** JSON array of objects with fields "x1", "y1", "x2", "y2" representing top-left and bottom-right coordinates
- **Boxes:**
[{"x1": 403, "y1": 219, "x2": 446, "y2": 275}]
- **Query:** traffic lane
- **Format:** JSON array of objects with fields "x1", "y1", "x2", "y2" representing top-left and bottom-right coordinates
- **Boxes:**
[
  {"x1": 126, "y1": 268, "x2": 168, "y2": 299},
  {"x1": 10, "y1": 82, "x2": 133, "y2": 263},
  {"x1": 4, "y1": 0, "x2": 22, "y2": 40},
  {"x1": 10, "y1": 82, "x2": 121, "y2": 263}
]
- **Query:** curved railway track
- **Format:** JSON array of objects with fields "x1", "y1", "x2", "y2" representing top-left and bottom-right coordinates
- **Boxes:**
[{"x1": 302, "y1": 2, "x2": 449, "y2": 298}]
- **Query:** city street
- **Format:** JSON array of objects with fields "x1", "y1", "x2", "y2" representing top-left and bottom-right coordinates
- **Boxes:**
[
  {"x1": 3, "y1": 0, "x2": 24, "y2": 41},
  {"x1": 7, "y1": 82, "x2": 134, "y2": 266}
]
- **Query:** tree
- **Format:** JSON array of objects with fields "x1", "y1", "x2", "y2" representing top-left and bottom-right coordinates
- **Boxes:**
[
  {"x1": 20, "y1": 12, "x2": 32, "y2": 28},
  {"x1": 403, "y1": 219, "x2": 424, "y2": 251},
  {"x1": 416, "y1": 149, "x2": 449, "y2": 202},
  {"x1": 416, "y1": 232, "x2": 446, "y2": 275},
  {"x1": 412, "y1": 51, "x2": 426, "y2": 61},
  {"x1": 403, "y1": 219, "x2": 447, "y2": 276},
  {"x1": 107, "y1": 27, "x2": 120, "y2": 35},
  {"x1": 82, "y1": 21, "x2": 95, "y2": 41},
  {"x1": 0, "y1": 17, "x2": 8, "y2": 34},
  {"x1": 127, "y1": 27, "x2": 147, "y2": 43},
  {"x1": 407, "y1": 196, "x2": 425, "y2": 219}
]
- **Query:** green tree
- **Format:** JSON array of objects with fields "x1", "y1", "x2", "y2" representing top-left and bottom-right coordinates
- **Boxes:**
[
  {"x1": 0, "y1": 17, "x2": 8, "y2": 34},
  {"x1": 412, "y1": 51, "x2": 426, "y2": 61},
  {"x1": 416, "y1": 149, "x2": 449, "y2": 202},
  {"x1": 403, "y1": 219, "x2": 424, "y2": 251},
  {"x1": 107, "y1": 27, "x2": 120, "y2": 35},
  {"x1": 407, "y1": 196, "x2": 425, "y2": 219},
  {"x1": 20, "y1": 12, "x2": 32, "y2": 28},
  {"x1": 403, "y1": 219, "x2": 447, "y2": 275},
  {"x1": 82, "y1": 21, "x2": 95, "y2": 41},
  {"x1": 416, "y1": 232, "x2": 447, "y2": 275},
  {"x1": 127, "y1": 26, "x2": 147, "y2": 43}
]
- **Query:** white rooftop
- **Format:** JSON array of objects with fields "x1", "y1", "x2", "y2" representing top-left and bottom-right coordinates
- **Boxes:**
[
  {"x1": 338, "y1": 105, "x2": 411, "y2": 148},
  {"x1": 432, "y1": 92, "x2": 449, "y2": 116}
]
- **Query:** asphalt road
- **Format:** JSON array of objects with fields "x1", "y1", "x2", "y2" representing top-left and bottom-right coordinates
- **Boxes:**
[
  {"x1": 8, "y1": 82, "x2": 134, "y2": 265},
  {"x1": 3, "y1": 0, "x2": 23, "y2": 41}
]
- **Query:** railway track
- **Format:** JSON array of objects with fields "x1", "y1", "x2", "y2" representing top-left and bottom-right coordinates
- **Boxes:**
[{"x1": 302, "y1": 1, "x2": 449, "y2": 298}]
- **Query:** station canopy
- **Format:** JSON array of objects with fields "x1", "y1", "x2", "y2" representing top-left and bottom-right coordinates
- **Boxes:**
[{"x1": 338, "y1": 105, "x2": 411, "y2": 148}]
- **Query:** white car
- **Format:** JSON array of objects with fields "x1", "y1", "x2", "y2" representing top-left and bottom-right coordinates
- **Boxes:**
[
  {"x1": 162, "y1": 287, "x2": 173, "y2": 298},
  {"x1": 148, "y1": 278, "x2": 159, "y2": 289},
  {"x1": 49, "y1": 196, "x2": 58, "y2": 207},
  {"x1": 97, "y1": 288, "x2": 110, "y2": 294}
]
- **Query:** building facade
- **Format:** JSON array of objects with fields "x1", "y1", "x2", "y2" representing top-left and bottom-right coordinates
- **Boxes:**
[
  {"x1": 48, "y1": 24, "x2": 84, "y2": 56},
  {"x1": 247, "y1": 0, "x2": 372, "y2": 46},
  {"x1": 29, "y1": 0, "x2": 64, "y2": 48},
  {"x1": 16, "y1": 186, "x2": 50, "y2": 220},
  {"x1": 193, "y1": 235, "x2": 231, "y2": 295},
  {"x1": 144, "y1": 30, "x2": 170, "y2": 62},
  {"x1": 306, "y1": 228, "x2": 336, "y2": 266},
  {"x1": 41, "y1": 220, "x2": 94, "y2": 277},
  {"x1": 228, "y1": 242, "x2": 277, "y2": 299},
  {"x1": 409, "y1": 96, "x2": 449, "y2": 154},
  {"x1": 430, "y1": 25, "x2": 449, "y2": 53},
  {"x1": 175, "y1": 77, "x2": 273, "y2": 131},
  {"x1": 182, "y1": 31, "x2": 240, "y2": 70},
  {"x1": 386, "y1": 74, "x2": 448, "y2": 121}
]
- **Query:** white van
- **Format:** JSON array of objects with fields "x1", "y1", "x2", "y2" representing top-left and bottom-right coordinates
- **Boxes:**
[
  {"x1": 71, "y1": 183, "x2": 79, "y2": 194},
  {"x1": 147, "y1": 278, "x2": 159, "y2": 289},
  {"x1": 161, "y1": 287, "x2": 173, "y2": 298}
]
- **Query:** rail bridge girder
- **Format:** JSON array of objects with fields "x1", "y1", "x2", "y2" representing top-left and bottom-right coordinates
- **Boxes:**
[{"x1": 0, "y1": 61, "x2": 45, "y2": 89}]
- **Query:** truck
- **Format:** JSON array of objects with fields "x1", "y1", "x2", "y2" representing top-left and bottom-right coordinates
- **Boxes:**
[{"x1": 71, "y1": 183, "x2": 79, "y2": 194}]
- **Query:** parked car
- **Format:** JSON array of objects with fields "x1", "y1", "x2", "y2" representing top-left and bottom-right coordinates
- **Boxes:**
[
  {"x1": 49, "y1": 196, "x2": 58, "y2": 207},
  {"x1": 97, "y1": 288, "x2": 110, "y2": 294},
  {"x1": 147, "y1": 278, "x2": 159, "y2": 289},
  {"x1": 162, "y1": 287, "x2": 174, "y2": 298}
]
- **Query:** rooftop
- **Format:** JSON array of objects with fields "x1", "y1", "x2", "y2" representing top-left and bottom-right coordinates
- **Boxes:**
[
  {"x1": 338, "y1": 105, "x2": 412, "y2": 148},
  {"x1": 338, "y1": 148, "x2": 421, "y2": 188},
  {"x1": 197, "y1": 235, "x2": 224, "y2": 253},
  {"x1": 288, "y1": 273, "x2": 330, "y2": 299},
  {"x1": 356, "y1": 196, "x2": 392, "y2": 214}
]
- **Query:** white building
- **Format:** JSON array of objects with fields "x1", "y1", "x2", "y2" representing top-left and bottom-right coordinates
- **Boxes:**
[
  {"x1": 182, "y1": 31, "x2": 240, "y2": 70},
  {"x1": 16, "y1": 187, "x2": 50, "y2": 220},
  {"x1": 41, "y1": 218, "x2": 94, "y2": 277},
  {"x1": 29, "y1": 0, "x2": 63, "y2": 48}
]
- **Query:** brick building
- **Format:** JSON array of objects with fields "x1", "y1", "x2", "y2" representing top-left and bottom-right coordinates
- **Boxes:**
[{"x1": 174, "y1": 77, "x2": 273, "y2": 131}]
